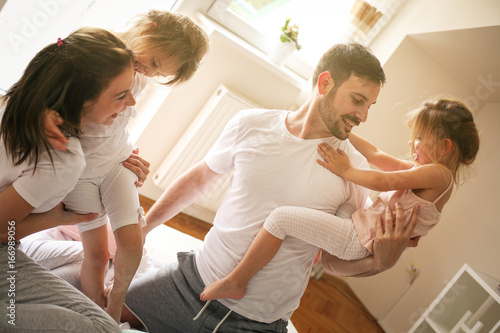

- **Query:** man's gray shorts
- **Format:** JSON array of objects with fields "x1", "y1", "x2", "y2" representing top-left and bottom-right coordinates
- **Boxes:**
[{"x1": 125, "y1": 251, "x2": 288, "y2": 332}]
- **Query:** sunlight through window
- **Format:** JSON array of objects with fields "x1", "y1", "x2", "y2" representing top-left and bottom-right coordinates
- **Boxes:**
[{"x1": 227, "y1": 0, "x2": 356, "y2": 65}]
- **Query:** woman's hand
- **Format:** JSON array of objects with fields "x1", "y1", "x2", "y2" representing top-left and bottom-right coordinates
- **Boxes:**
[
  {"x1": 46, "y1": 203, "x2": 98, "y2": 226},
  {"x1": 123, "y1": 148, "x2": 151, "y2": 187},
  {"x1": 316, "y1": 142, "x2": 351, "y2": 176},
  {"x1": 43, "y1": 109, "x2": 69, "y2": 151}
]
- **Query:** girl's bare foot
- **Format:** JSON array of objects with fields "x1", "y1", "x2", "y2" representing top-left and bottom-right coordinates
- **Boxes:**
[
  {"x1": 200, "y1": 277, "x2": 246, "y2": 301},
  {"x1": 104, "y1": 283, "x2": 113, "y2": 309}
]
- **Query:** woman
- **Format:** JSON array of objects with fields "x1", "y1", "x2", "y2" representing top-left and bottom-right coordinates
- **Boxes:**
[{"x1": 0, "y1": 27, "x2": 136, "y2": 332}]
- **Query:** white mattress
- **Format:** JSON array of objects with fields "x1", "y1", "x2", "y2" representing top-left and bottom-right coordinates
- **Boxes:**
[{"x1": 21, "y1": 225, "x2": 298, "y2": 332}]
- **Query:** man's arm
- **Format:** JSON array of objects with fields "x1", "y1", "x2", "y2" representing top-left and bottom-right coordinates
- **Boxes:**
[
  {"x1": 321, "y1": 204, "x2": 419, "y2": 277},
  {"x1": 143, "y1": 160, "x2": 222, "y2": 236}
]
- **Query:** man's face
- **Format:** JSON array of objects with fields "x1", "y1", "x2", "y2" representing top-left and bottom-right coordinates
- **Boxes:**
[{"x1": 318, "y1": 74, "x2": 380, "y2": 140}]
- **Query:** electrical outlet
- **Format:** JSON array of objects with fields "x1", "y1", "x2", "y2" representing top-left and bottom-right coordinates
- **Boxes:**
[
  {"x1": 408, "y1": 260, "x2": 420, "y2": 283},
  {"x1": 408, "y1": 260, "x2": 420, "y2": 273}
]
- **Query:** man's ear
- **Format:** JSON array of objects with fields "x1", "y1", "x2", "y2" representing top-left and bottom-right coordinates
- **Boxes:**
[{"x1": 317, "y1": 71, "x2": 334, "y2": 96}]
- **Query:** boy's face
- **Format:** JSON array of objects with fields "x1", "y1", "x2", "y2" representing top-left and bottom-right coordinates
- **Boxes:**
[
  {"x1": 134, "y1": 53, "x2": 181, "y2": 78},
  {"x1": 318, "y1": 74, "x2": 380, "y2": 140}
]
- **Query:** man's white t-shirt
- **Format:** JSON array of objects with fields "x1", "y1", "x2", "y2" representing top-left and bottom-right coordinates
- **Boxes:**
[
  {"x1": 0, "y1": 107, "x2": 85, "y2": 213},
  {"x1": 198, "y1": 109, "x2": 369, "y2": 323}
]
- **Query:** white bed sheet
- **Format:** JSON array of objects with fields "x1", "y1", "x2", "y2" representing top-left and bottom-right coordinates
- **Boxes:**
[{"x1": 21, "y1": 225, "x2": 298, "y2": 332}]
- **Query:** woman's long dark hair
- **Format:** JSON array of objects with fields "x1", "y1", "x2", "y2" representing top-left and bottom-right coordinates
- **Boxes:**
[{"x1": 1, "y1": 27, "x2": 133, "y2": 168}]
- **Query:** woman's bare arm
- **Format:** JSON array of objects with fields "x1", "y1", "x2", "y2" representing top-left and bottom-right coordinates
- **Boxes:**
[{"x1": 0, "y1": 186, "x2": 96, "y2": 242}]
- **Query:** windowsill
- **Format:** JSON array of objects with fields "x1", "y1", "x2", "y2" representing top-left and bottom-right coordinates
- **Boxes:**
[{"x1": 196, "y1": 13, "x2": 310, "y2": 90}]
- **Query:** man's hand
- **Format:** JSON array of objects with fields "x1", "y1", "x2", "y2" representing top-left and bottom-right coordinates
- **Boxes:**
[
  {"x1": 372, "y1": 203, "x2": 419, "y2": 273},
  {"x1": 123, "y1": 148, "x2": 151, "y2": 187},
  {"x1": 320, "y1": 203, "x2": 420, "y2": 277},
  {"x1": 43, "y1": 109, "x2": 69, "y2": 151}
]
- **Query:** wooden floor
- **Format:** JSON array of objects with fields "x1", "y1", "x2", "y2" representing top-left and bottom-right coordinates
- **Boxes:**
[{"x1": 140, "y1": 196, "x2": 384, "y2": 333}]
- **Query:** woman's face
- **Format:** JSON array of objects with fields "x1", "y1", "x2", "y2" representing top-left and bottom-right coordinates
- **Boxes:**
[
  {"x1": 134, "y1": 53, "x2": 180, "y2": 78},
  {"x1": 81, "y1": 64, "x2": 136, "y2": 126}
]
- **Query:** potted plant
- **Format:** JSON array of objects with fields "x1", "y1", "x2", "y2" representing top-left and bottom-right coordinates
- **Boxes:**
[
  {"x1": 269, "y1": 18, "x2": 301, "y2": 66},
  {"x1": 280, "y1": 18, "x2": 301, "y2": 51}
]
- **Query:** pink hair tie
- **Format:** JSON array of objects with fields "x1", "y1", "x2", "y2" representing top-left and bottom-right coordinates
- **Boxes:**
[{"x1": 57, "y1": 38, "x2": 64, "y2": 46}]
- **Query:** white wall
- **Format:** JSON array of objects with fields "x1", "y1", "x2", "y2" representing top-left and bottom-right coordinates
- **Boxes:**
[
  {"x1": 371, "y1": 0, "x2": 500, "y2": 66},
  {"x1": 136, "y1": 20, "x2": 306, "y2": 201},
  {"x1": 342, "y1": 1, "x2": 500, "y2": 332}
]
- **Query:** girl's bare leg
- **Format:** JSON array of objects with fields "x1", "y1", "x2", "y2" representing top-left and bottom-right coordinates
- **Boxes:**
[
  {"x1": 200, "y1": 228, "x2": 282, "y2": 301},
  {"x1": 80, "y1": 224, "x2": 110, "y2": 309},
  {"x1": 106, "y1": 222, "x2": 143, "y2": 323}
]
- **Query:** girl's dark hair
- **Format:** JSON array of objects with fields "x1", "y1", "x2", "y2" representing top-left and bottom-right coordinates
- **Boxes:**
[
  {"x1": 1, "y1": 27, "x2": 133, "y2": 167},
  {"x1": 312, "y1": 43, "x2": 386, "y2": 88}
]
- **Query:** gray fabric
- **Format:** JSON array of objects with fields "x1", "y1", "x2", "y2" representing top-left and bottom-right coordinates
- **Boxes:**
[
  {"x1": 125, "y1": 251, "x2": 288, "y2": 333},
  {"x1": 0, "y1": 244, "x2": 119, "y2": 332}
]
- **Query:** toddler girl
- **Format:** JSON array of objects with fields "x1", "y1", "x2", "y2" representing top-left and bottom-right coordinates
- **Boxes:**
[{"x1": 200, "y1": 98, "x2": 480, "y2": 301}]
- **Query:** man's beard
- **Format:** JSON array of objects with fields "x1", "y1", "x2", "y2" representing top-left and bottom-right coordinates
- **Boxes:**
[{"x1": 318, "y1": 87, "x2": 347, "y2": 140}]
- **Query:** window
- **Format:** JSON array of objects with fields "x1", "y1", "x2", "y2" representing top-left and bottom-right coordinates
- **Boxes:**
[{"x1": 205, "y1": 0, "x2": 406, "y2": 80}]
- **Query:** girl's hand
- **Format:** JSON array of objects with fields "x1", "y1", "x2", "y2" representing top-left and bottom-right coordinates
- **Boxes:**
[
  {"x1": 123, "y1": 148, "x2": 151, "y2": 187},
  {"x1": 43, "y1": 109, "x2": 69, "y2": 151},
  {"x1": 316, "y1": 143, "x2": 351, "y2": 176},
  {"x1": 47, "y1": 203, "x2": 98, "y2": 226}
]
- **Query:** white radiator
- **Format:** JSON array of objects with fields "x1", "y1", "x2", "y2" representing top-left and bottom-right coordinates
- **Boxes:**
[{"x1": 152, "y1": 85, "x2": 259, "y2": 223}]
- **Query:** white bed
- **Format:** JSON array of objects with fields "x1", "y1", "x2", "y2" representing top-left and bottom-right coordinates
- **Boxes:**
[{"x1": 21, "y1": 224, "x2": 298, "y2": 332}]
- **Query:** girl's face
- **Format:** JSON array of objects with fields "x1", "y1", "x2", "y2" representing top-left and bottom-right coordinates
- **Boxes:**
[
  {"x1": 81, "y1": 64, "x2": 136, "y2": 126},
  {"x1": 411, "y1": 135, "x2": 434, "y2": 165},
  {"x1": 134, "y1": 53, "x2": 180, "y2": 78}
]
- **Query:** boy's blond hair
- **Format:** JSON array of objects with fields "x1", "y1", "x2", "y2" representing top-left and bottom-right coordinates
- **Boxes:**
[{"x1": 122, "y1": 10, "x2": 209, "y2": 86}]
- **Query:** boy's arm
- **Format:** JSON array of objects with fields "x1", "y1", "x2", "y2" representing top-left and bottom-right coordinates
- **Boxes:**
[
  {"x1": 43, "y1": 109, "x2": 69, "y2": 151},
  {"x1": 317, "y1": 143, "x2": 443, "y2": 192},
  {"x1": 348, "y1": 133, "x2": 413, "y2": 172}
]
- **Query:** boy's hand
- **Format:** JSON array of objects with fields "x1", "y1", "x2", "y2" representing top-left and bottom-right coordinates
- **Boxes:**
[
  {"x1": 43, "y1": 109, "x2": 69, "y2": 151},
  {"x1": 123, "y1": 148, "x2": 151, "y2": 187},
  {"x1": 316, "y1": 142, "x2": 351, "y2": 176}
]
